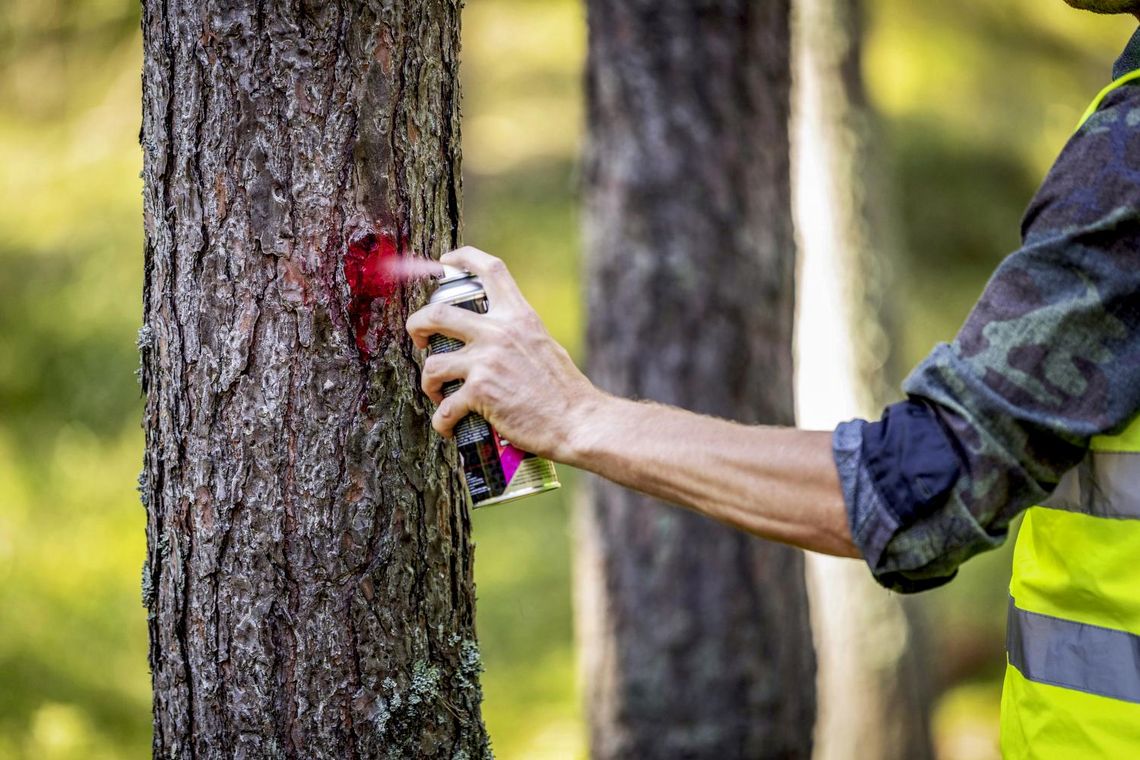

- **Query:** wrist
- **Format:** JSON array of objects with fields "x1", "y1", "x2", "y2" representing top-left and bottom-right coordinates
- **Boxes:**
[{"x1": 556, "y1": 386, "x2": 616, "y2": 468}]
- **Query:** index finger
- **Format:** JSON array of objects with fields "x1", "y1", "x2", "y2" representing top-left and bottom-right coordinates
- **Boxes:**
[
  {"x1": 441, "y1": 246, "x2": 526, "y2": 309},
  {"x1": 406, "y1": 301, "x2": 484, "y2": 350}
]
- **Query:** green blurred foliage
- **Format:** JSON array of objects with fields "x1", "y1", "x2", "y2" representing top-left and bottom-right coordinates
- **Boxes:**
[
  {"x1": 0, "y1": 1, "x2": 150, "y2": 758},
  {"x1": 0, "y1": 0, "x2": 1131, "y2": 757},
  {"x1": 462, "y1": 4, "x2": 587, "y2": 756}
]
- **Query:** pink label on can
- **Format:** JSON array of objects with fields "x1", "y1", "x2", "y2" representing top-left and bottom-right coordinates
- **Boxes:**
[{"x1": 494, "y1": 432, "x2": 527, "y2": 485}]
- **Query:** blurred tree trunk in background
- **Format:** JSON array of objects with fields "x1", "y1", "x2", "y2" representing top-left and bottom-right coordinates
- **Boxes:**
[
  {"x1": 577, "y1": 2, "x2": 816, "y2": 758},
  {"x1": 792, "y1": 0, "x2": 934, "y2": 758},
  {"x1": 139, "y1": 1, "x2": 489, "y2": 757}
]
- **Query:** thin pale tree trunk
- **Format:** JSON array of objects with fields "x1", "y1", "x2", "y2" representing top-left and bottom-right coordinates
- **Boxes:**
[
  {"x1": 576, "y1": 2, "x2": 816, "y2": 758},
  {"x1": 139, "y1": 2, "x2": 489, "y2": 756},
  {"x1": 792, "y1": 0, "x2": 933, "y2": 757}
]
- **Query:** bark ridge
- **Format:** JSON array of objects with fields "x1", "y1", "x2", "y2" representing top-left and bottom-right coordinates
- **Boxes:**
[{"x1": 140, "y1": 2, "x2": 488, "y2": 757}]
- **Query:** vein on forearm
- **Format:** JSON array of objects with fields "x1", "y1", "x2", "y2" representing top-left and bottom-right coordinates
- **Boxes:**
[{"x1": 568, "y1": 396, "x2": 859, "y2": 558}]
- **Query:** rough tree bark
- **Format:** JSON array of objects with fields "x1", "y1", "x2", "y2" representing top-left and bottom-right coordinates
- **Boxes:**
[
  {"x1": 139, "y1": 2, "x2": 489, "y2": 757},
  {"x1": 792, "y1": 0, "x2": 933, "y2": 758},
  {"x1": 576, "y1": 2, "x2": 816, "y2": 758}
]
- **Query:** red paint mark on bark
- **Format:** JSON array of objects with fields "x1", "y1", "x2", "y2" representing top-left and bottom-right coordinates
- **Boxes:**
[{"x1": 344, "y1": 230, "x2": 401, "y2": 357}]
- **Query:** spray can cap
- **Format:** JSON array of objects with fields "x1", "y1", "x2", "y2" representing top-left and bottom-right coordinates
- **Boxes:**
[{"x1": 437, "y1": 264, "x2": 473, "y2": 285}]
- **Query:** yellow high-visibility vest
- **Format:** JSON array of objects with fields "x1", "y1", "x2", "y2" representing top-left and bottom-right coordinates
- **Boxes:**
[
  {"x1": 1001, "y1": 75, "x2": 1140, "y2": 756},
  {"x1": 1001, "y1": 422, "x2": 1140, "y2": 756},
  {"x1": 1001, "y1": 73, "x2": 1140, "y2": 759}
]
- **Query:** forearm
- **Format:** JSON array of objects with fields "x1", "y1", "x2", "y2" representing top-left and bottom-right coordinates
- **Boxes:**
[
  {"x1": 408, "y1": 247, "x2": 859, "y2": 559},
  {"x1": 560, "y1": 393, "x2": 860, "y2": 558}
]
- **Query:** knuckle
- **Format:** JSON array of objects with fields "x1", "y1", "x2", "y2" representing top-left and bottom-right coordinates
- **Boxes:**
[
  {"x1": 481, "y1": 380, "x2": 502, "y2": 407},
  {"x1": 437, "y1": 401, "x2": 455, "y2": 423},
  {"x1": 486, "y1": 257, "x2": 507, "y2": 276},
  {"x1": 427, "y1": 302, "x2": 450, "y2": 323},
  {"x1": 421, "y1": 368, "x2": 438, "y2": 396},
  {"x1": 464, "y1": 374, "x2": 485, "y2": 402}
]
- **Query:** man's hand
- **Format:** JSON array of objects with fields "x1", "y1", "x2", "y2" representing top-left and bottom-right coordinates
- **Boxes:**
[
  {"x1": 405, "y1": 246, "x2": 602, "y2": 461},
  {"x1": 406, "y1": 246, "x2": 857, "y2": 558}
]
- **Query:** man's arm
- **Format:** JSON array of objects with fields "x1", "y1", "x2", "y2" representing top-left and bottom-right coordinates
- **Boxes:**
[
  {"x1": 564, "y1": 395, "x2": 858, "y2": 557},
  {"x1": 834, "y1": 80, "x2": 1140, "y2": 592},
  {"x1": 406, "y1": 246, "x2": 859, "y2": 558},
  {"x1": 408, "y1": 80, "x2": 1140, "y2": 592}
]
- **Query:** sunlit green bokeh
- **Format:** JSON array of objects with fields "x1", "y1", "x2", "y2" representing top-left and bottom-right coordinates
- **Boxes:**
[{"x1": 0, "y1": 0, "x2": 1130, "y2": 757}]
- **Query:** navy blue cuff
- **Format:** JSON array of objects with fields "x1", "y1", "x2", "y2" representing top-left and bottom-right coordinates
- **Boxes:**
[
  {"x1": 861, "y1": 399, "x2": 962, "y2": 531},
  {"x1": 834, "y1": 405, "x2": 966, "y2": 594},
  {"x1": 833, "y1": 420, "x2": 899, "y2": 571}
]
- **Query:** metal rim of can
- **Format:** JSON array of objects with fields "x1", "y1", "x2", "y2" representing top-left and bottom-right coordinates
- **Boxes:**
[
  {"x1": 473, "y1": 481, "x2": 561, "y2": 509},
  {"x1": 430, "y1": 271, "x2": 484, "y2": 307}
]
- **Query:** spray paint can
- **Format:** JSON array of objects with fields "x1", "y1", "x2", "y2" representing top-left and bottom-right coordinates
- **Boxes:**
[{"x1": 427, "y1": 264, "x2": 561, "y2": 508}]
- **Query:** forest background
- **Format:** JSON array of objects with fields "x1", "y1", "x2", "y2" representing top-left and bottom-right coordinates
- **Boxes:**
[{"x1": 0, "y1": 0, "x2": 1131, "y2": 758}]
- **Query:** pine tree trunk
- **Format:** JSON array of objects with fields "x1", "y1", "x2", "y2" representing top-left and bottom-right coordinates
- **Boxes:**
[
  {"x1": 138, "y1": 2, "x2": 489, "y2": 757},
  {"x1": 577, "y1": 2, "x2": 816, "y2": 758},
  {"x1": 792, "y1": 0, "x2": 933, "y2": 758}
]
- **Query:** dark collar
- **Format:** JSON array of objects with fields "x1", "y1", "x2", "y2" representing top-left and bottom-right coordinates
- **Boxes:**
[{"x1": 1112, "y1": 25, "x2": 1140, "y2": 80}]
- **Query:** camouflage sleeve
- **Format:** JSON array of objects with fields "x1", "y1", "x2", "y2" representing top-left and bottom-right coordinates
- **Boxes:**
[{"x1": 835, "y1": 83, "x2": 1140, "y2": 593}]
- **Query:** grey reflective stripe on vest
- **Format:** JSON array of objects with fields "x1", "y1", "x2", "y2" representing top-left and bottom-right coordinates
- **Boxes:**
[
  {"x1": 1007, "y1": 597, "x2": 1140, "y2": 704},
  {"x1": 1042, "y1": 451, "x2": 1140, "y2": 520}
]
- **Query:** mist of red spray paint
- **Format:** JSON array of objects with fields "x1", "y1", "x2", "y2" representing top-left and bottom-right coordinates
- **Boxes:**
[
  {"x1": 344, "y1": 231, "x2": 449, "y2": 357},
  {"x1": 344, "y1": 231, "x2": 401, "y2": 357},
  {"x1": 378, "y1": 257, "x2": 445, "y2": 281}
]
